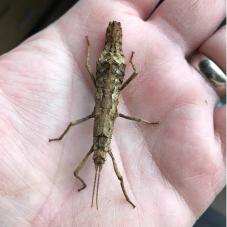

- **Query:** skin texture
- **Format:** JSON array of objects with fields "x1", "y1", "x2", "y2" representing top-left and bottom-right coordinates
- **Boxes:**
[{"x1": 0, "y1": 0, "x2": 225, "y2": 226}]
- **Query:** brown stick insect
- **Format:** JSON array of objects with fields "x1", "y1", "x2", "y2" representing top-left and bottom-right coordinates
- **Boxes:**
[{"x1": 49, "y1": 21, "x2": 159, "y2": 209}]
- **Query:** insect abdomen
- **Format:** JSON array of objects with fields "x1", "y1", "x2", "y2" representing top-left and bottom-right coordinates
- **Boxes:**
[{"x1": 94, "y1": 87, "x2": 119, "y2": 138}]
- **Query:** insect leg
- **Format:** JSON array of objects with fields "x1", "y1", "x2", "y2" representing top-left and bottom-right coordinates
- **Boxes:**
[
  {"x1": 49, "y1": 112, "x2": 94, "y2": 142},
  {"x1": 74, "y1": 147, "x2": 94, "y2": 191},
  {"x1": 86, "y1": 36, "x2": 96, "y2": 87},
  {"x1": 118, "y1": 113, "x2": 159, "y2": 125},
  {"x1": 121, "y1": 51, "x2": 138, "y2": 90},
  {"x1": 108, "y1": 150, "x2": 136, "y2": 208}
]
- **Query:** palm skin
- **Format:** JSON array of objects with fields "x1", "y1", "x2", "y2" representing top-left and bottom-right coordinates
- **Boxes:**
[{"x1": 0, "y1": 1, "x2": 225, "y2": 227}]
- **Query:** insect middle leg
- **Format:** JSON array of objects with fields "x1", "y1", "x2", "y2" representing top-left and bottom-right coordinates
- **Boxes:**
[
  {"x1": 108, "y1": 150, "x2": 136, "y2": 208},
  {"x1": 85, "y1": 36, "x2": 96, "y2": 87},
  {"x1": 74, "y1": 147, "x2": 94, "y2": 191},
  {"x1": 118, "y1": 113, "x2": 159, "y2": 125},
  {"x1": 121, "y1": 51, "x2": 138, "y2": 90},
  {"x1": 49, "y1": 112, "x2": 94, "y2": 142}
]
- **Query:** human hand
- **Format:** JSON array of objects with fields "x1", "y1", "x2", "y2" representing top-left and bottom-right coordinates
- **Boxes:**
[{"x1": 0, "y1": 0, "x2": 225, "y2": 226}]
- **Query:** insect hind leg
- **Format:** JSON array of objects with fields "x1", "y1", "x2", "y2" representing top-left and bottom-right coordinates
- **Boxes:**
[
  {"x1": 108, "y1": 150, "x2": 136, "y2": 208},
  {"x1": 74, "y1": 147, "x2": 94, "y2": 191}
]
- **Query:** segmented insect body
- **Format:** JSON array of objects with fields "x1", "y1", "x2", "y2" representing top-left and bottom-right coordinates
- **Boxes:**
[
  {"x1": 49, "y1": 21, "x2": 158, "y2": 209},
  {"x1": 93, "y1": 22, "x2": 124, "y2": 177},
  {"x1": 91, "y1": 22, "x2": 128, "y2": 208}
]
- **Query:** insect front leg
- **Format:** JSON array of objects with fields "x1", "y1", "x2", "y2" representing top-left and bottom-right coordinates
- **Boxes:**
[
  {"x1": 121, "y1": 51, "x2": 138, "y2": 90},
  {"x1": 108, "y1": 150, "x2": 136, "y2": 208},
  {"x1": 86, "y1": 36, "x2": 96, "y2": 87},
  {"x1": 49, "y1": 112, "x2": 94, "y2": 142},
  {"x1": 118, "y1": 113, "x2": 159, "y2": 125},
  {"x1": 74, "y1": 147, "x2": 94, "y2": 191}
]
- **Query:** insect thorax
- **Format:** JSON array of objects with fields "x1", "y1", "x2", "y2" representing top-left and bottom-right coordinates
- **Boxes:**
[{"x1": 96, "y1": 51, "x2": 125, "y2": 87}]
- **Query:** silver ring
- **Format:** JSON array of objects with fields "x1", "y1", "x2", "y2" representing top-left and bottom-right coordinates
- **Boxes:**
[{"x1": 190, "y1": 54, "x2": 226, "y2": 89}]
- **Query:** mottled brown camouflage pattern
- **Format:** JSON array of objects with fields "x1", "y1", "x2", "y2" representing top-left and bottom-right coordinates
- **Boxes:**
[{"x1": 93, "y1": 21, "x2": 125, "y2": 167}]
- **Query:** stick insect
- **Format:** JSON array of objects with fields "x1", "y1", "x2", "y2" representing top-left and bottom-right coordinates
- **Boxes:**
[{"x1": 49, "y1": 21, "x2": 159, "y2": 209}]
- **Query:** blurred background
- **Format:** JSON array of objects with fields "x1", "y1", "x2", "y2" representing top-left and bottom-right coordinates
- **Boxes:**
[
  {"x1": 0, "y1": 0, "x2": 225, "y2": 226},
  {"x1": 0, "y1": 0, "x2": 78, "y2": 54}
]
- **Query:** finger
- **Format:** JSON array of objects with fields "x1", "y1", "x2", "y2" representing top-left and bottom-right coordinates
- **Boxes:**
[
  {"x1": 200, "y1": 26, "x2": 226, "y2": 72},
  {"x1": 214, "y1": 105, "x2": 226, "y2": 156},
  {"x1": 150, "y1": 0, "x2": 225, "y2": 55},
  {"x1": 190, "y1": 26, "x2": 226, "y2": 97},
  {"x1": 81, "y1": 0, "x2": 161, "y2": 20},
  {"x1": 120, "y1": 0, "x2": 161, "y2": 19},
  {"x1": 189, "y1": 53, "x2": 226, "y2": 98}
]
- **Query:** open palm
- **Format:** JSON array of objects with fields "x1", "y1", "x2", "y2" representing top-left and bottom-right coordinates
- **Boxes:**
[{"x1": 0, "y1": 1, "x2": 225, "y2": 226}]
